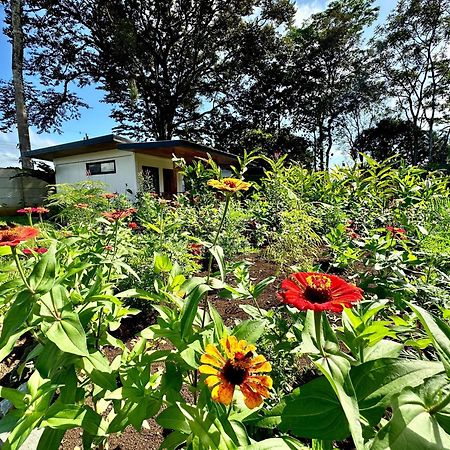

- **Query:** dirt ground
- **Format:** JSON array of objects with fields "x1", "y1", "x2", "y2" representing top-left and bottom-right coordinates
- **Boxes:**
[{"x1": 58, "y1": 254, "x2": 284, "y2": 450}]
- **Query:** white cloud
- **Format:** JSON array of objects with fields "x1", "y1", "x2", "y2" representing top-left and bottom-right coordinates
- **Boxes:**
[
  {"x1": 294, "y1": 1, "x2": 324, "y2": 26},
  {"x1": 0, "y1": 130, "x2": 61, "y2": 168}
]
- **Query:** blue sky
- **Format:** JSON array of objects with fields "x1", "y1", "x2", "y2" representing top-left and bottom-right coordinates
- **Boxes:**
[{"x1": 0, "y1": 0, "x2": 397, "y2": 167}]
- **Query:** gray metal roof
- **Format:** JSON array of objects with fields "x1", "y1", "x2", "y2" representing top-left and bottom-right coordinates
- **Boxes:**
[{"x1": 27, "y1": 134, "x2": 236, "y2": 161}]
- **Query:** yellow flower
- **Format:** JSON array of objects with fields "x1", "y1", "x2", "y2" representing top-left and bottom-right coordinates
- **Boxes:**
[
  {"x1": 199, "y1": 336, "x2": 272, "y2": 409},
  {"x1": 207, "y1": 178, "x2": 251, "y2": 193}
]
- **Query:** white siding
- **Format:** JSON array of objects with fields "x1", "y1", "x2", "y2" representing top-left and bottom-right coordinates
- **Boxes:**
[{"x1": 54, "y1": 149, "x2": 138, "y2": 196}]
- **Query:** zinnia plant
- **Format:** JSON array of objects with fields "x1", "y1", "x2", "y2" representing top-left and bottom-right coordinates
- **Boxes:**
[
  {"x1": 102, "y1": 208, "x2": 137, "y2": 221},
  {"x1": 0, "y1": 226, "x2": 39, "y2": 247},
  {"x1": 278, "y1": 272, "x2": 363, "y2": 313},
  {"x1": 199, "y1": 336, "x2": 272, "y2": 409},
  {"x1": 207, "y1": 178, "x2": 251, "y2": 193}
]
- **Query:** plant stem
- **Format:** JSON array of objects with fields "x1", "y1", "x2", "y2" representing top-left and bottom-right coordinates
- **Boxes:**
[
  {"x1": 252, "y1": 296, "x2": 263, "y2": 316},
  {"x1": 226, "y1": 402, "x2": 233, "y2": 418},
  {"x1": 106, "y1": 220, "x2": 120, "y2": 282},
  {"x1": 314, "y1": 311, "x2": 324, "y2": 355},
  {"x1": 95, "y1": 307, "x2": 104, "y2": 350},
  {"x1": 429, "y1": 390, "x2": 450, "y2": 415},
  {"x1": 201, "y1": 195, "x2": 231, "y2": 328},
  {"x1": 11, "y1": 246, "x2": 33, "y2": 292},
  {"x1": 206, "y1": 195, "x2": 231, "y2": 285}
]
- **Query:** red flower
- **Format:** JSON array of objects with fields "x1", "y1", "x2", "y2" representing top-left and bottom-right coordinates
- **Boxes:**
[
  {"x1": 17, "y1": 207, "x2": 35, "y2": 214},
  {"x1": 278, "y1": 272, "x2": 363, "y2": 313},
  {"x1": 102, "y1": 208, "x2": 137, "y2": 222},
  {"x1": 189, "y1": 243, "x2": 204, "y2": 256},
  {"x1": 104, "y1": 245, "x2": 113, "y2": 251},
  {"x1": 0, "y1": 226, "x2": 39, "y2": 247},
  {"x1": 128, "y1": 222, "x2": 138, "y2": 229},
  {"x1": 23, "y1": 247, "x2": 48, "y2": 255},
  {"x1": 386, "y1": 226, "x2": 406, "y2": 238},
  {"x1": 18, "y1": 207, "x2": 49, "y2": 214}
]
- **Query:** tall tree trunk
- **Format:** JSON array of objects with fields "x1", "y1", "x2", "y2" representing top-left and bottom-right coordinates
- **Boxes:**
[{"x1": 11, "y1": 0, "x2": 33, "y2": 169}]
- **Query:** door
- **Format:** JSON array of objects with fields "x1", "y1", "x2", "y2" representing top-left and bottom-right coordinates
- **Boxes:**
[
  {"x1": 163, "y1": 169, "x2": 177, "y2": 197},
  {"x1": 142, "y1": 166, "x2": 160, "y2": 193}
]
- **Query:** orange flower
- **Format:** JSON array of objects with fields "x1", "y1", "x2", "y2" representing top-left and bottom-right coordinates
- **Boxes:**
[
  {"x1": 34, "y1": 207, "x2": 49, "y2": 214},
  {"x1": 207, "y1": 178, "x2": 251, "y2": 193},
  {"x1": 101, "y1": 193, "x2": 118, "y2": 199},
  {"x1": 0, "y1": 226, "x2": 39, "y2": 247},
  {"x1": 102, "y1": 208, "x2": 137, "y2": 222},
  {"x1": 386, "y1": 226, "x2": 407, "y2": 239},
  {"x1": 199, "y1": 336, "x2": 272, "y2": 409},
  {"x1": 75, "y1": 203, "x2": 89, "y2": 209}
]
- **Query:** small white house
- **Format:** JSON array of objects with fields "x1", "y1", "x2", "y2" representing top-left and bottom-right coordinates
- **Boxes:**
[{"x1": 28, "y1": 135, "x2": 237, "y2": 197}]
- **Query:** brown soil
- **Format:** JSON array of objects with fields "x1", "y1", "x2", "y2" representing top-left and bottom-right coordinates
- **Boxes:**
[{"x1": 59, "y1": 253, "x2": 284, "y2": 450}]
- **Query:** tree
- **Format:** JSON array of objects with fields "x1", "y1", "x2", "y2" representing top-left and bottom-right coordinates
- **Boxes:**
[
  {"x1": 199, "y1": 16, "x2": 314, "y2": 163},
  {"x1": 9, "y1": 0, "x2": 32, "y2": 168},
  {"x1": 287, "y1": 0, "x2": 378, "y2": 170},
  {"x1": 0, "y1": 0, "x2": 88, "y2": 163},
  {"x1": 33, "y1": 0, "x2": 294, "y2": 141},
  {"x1": 353, "y1": 118, "x2": 430, "y2": 163},
  {"x1": 373, "y1": 0, "x2": 450, "y2": 165}
]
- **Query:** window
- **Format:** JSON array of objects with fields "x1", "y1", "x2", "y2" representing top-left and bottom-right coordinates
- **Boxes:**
[{"x1": 86, "y1": 160, "x2": 116, "y2": 175}]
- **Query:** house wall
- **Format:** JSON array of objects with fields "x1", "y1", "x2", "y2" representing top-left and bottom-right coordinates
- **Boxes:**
[
  {"x1": 134, "y1": 153, "x2": 183, "y2": 193},
  {"x1": 54, "y1": 149, "x2": 138, "y2": 196}
]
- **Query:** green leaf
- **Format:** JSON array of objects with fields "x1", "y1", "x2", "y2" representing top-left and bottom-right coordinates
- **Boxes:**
[
  {"x1": 0, "y1": 328, "x2": 31, "y2": 363},
  {"x1": 0, "y1": 290, "x2": 34, "y2": 341},
  {"x1": 36, "y1": 428, "x2": 65, "y2": 450},
  {"x1": 28, "y1": 245, "x2": 56, "y2": 294},
  {"x1": 160, "y1": 430, "x2": 187, "y2": 450},
  {"x1": 116, "y1": 288, "x2": 160, "y2": 302},
  {"x1": 208, "y1": 302, "x2": 227, "y2": 341},
  {"x1": 352, "y1": 358, "x2": 444, "y2": 426},
  {"x1": 362, "y1": 340, "x2": 403, "y2": 362},
  {"x1": 0, "y1": 246, "x2": 12, "y2": 256},
  {"x1": 156, "y1": 405, "x2": 191, "y2": 434},
  {"x1": 209, "y1": 245, "x2": 225, "y2": 282},
  {"x1": 314, "y1": 353, "x2": 364, "y2": 450},
  {"x1": 253, "y1": 276, "x2": 276, "y2": 299},
  {"x1": 371, "y1": 377, "x2": 450, "y2": 450},
  {"x1": 180, "y1": 283, "x2": 211, "y2": 339},
  {"x1": 245, "y1": 437, "x2": 310, "y2": 450},
  {"x1": 41, "y1": 404, "x2": 87, "y2": 429},
  {"x1": 46, "y1": 311, "x2": 88, "y2": 356},
  {"x1": 154, "y1": 253, "x2": 173, "y2": 274},
  {"x1": 280, "y1": 377, "x2": 348, "y2": 440},
  {"x1": 0, "y1": 387, "x2": 26, "y2": 409},
  {"x1": 408, "y1": 302, "x2": 450, "y2": 376},
  {"x1": 232, "y1": 319, "x2": 266, "y2": 343}
]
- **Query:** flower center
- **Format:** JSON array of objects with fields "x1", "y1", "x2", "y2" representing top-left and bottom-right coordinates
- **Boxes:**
[
  {"x1": 222, "y1": 360, "x2": 248, "y2": 385},
  {"x1": 0, "y1": 231, "x2": 18, "y2": 242},
  {"x1": 304, "y1": 275, "x2": 333, "y2": 304},
  {"x1": 224, "y1": 180, "x2": 237, "y2": 188}
]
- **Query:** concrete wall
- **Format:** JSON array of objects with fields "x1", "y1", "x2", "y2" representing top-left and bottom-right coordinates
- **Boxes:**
[
  {"x1": 54, "y1": 149, "x2": 138, "y2": 196},
  {"x1": 0, "y1": 168, "x2": 48, "y2": 216}
]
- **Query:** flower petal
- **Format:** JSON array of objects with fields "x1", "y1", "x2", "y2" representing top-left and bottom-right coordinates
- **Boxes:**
[
  {"x1": 199, "y1": 365, "x2": 219, "y2": 375},
  {"x1": 205, "y1": 375, "x2": 221, "y2": 388},
  {"x1": 240, "y1": 384, "x2": 263, "y2": 409},
  {"x1": 205, "y1": 344, "x2": 226, "y2": 363},
  {"x1": 211, "y1": 381, "x2": 234, "y2": 405},
  {"x1": 200, "y1": 353, "x2": 224, "y2": 368}
]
